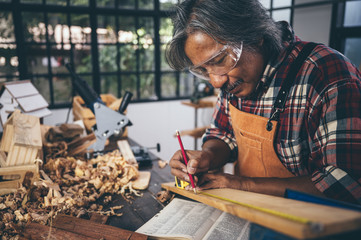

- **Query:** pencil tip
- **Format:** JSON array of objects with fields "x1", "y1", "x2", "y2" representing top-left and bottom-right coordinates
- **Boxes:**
[
  {"x1": 175, "y1": 130, "x2": 180, "y2": 136},
  {"x1": 193, "y1": 188, "x2": 197, "y2": 194}
]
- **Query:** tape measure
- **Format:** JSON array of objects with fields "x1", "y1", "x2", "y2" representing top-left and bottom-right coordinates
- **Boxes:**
[
  {"x1": 198, "y1": 192, "x2": 322, "y2": 228},
  {"x1": 175, "y1": 176, "x2": 189, "y2": 189}
]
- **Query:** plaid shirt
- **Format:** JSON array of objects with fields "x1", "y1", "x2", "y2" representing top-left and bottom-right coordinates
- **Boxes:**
[{"x1": 203, "y1": 23, "x2": 361, "y2": 204}]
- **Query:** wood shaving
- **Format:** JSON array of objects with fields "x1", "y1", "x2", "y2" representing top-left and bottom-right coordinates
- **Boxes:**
[{"x1": 0, "y1": 149, "x2": 141, "y2": 239}]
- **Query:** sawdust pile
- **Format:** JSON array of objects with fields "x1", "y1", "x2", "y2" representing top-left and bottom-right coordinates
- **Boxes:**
[{"x1": 0, "y1": 150, "x2": 140, "y2": 239}]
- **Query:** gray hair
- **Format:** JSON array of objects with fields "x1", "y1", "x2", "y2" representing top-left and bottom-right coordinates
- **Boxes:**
[{"x1": 165, "y1": 0, "x2": 284, "y2": 71}]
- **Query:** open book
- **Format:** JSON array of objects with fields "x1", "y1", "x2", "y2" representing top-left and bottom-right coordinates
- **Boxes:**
[{"x1": 136, "y1": 198, "x2": 251, "y2": 240}]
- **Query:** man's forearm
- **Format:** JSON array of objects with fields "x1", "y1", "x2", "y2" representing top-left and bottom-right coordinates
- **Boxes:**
[
  {"x1": 246, "y1": 175, "x2": 324, "y2": 197},
  {"x1": 202, "y1": 139, "x2": 232, "y2": 171}
]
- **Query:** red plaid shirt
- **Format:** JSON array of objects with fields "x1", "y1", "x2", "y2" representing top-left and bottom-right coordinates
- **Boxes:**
[{"x1": 203, "y1": 24, "x2": 361, "y2": 204}]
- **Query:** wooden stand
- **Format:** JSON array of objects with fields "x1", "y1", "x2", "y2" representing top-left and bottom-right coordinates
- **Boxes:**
[{"x1": 180, "y1": 96, "x2": 217, "y2": 149}]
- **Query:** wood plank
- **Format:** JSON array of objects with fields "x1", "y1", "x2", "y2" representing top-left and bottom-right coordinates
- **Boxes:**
[
  {"x1": 53, "y1": 214, "x2": 148, "y2": 240},
  {"x1": 161, "y1": 182, "x2": 361, "y2": 239},
  {"x1": 0, "y1": 124, "x2": 14, "y2": 152},
  {"x1": 132, "y1": 171, "x2": 151, "y2": 190},
  {"x1": 6, "y1": 145, "x2": 19, "y2": 166},
  {"x1": 22, "y1": 222, "x2": 97, "y2": 240},
  {"x1": 0, "y1": 164, "x2": 38, "y2": 195},
  {"x1": 13, "y1": 111, "x2": 42, "y2": 148},
  {"x1": 118, "y1": 140, "x2": 137, "y2": 166}
]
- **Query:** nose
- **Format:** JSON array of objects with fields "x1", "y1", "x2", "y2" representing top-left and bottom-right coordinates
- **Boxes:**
[{"x1": 209, "y1": 73, "x2": 228, "y2": 88}]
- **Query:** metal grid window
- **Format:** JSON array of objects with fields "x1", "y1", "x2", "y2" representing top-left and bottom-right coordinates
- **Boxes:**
[
  {"x1": 0, "y1": 0, "x2": 193, "y2": 108},
  {"x1": 1, "y1": 0, "x2": 359, "y2": 108}
]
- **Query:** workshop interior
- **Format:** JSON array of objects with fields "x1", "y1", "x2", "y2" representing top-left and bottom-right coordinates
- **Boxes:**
[{"x1": 0, "y1": 0, "x2": 361, "y2": 239}]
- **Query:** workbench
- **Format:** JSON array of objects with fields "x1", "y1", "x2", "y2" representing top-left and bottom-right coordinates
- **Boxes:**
[{"x1": 106, "y1": 139, "x2": 174, "y2": 231}]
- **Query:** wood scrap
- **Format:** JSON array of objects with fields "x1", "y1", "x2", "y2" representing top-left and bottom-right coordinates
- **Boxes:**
[
  {"x1": 45, "y1": 123, "x2": 84, "y2": 143},
  {"x1": 117, "y1": 140, "x2": 138, "y2": 166},
  {"x1": 0, "y1": 149, "x2": 143, "y2": 239},
  {"x1": 132, "y1": 171, "x2": 151, "y2": 190},
  {"x1": 158, "y1": 160, "x2": 167, "y2": 169},
  {"x1": 0, "y1": 110, "x2": 42, "y2": 167},
  {"x1": 22, "y1": 215, "x2": 148, "y2": 240}
]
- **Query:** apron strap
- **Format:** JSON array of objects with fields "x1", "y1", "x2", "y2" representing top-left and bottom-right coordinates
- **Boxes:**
[{"x1": 267, "y1": 42, "x2": 318, "y2": 131}]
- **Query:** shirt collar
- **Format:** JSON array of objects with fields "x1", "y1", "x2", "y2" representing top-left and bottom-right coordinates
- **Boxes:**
[{"x1": 257, "y1": 21, "x2": 297, "y2": 94}]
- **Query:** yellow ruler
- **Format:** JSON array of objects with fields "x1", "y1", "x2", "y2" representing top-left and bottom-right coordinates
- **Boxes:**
[{"x1": 199, "y1": 191, "x2": 312, "y2": 225}]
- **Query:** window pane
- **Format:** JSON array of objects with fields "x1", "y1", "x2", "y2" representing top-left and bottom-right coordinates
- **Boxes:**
[
  {"x1": 73, "y1": 45, "x2": 92, "y2": 73},
  {"x1": 273, "y1": 0, "x2": 291, "y2": 8},
  {"x1": 344, "y1": 1, "x2": 361, "y2": 27},
  {"x1": 71, "y1": 14, "x2": 91, "y2": 44},
  {"x1": 99, "y1": 45, "x2": 118, "y2": 72},
  {"x1": 344, "y1": 38, "x2": 361, "y2": 69},
  {"x1": 97, "y1": 0, "x2": 115, "y2": 8},
  {"x1": 0, "y1": 47, "x2": 18, "y2": 77},
  {"x1": 50, "y1": 44, "x2": 71, "y2": 74},
  {"x1": 70, "y1": 0, "x2": 88, "y2": 6},
  {"x1": 32, "y1": 77, "x2": 50, "y2": 103},
  {"x1": 161, "y1": 44, "x2": 172, "y2": 71},
  {"x1": 121, "y1": 74, "x2": 137, "y2": 97},
  {"x1": 98, "y1": 15, "x2": 117, "y2": 44},
  {"x1": 161, "y1": 73, "x2": 177, "y2": 97},
  {"x1": 160, "y1": 18, "x2": 173, "y2": 44},
  {"x1": 0, "y1": 11, "x2": 17, "y2": 77},
  {"x1": 160, "y1": 18, "x2": 174, "y2": 71},
  {"x1": 46, "y1": 0, "x2": 66, "y2": 6},
  {"x1": 101, "y1": 75, "x2": 118, "y2": 96},
  {"x1": 53, "y1": 76, "x2": 72, "y2": 103},
  {"x1": 259, "y1": 0, "x2": 270, "y2": 9},
  {"x1": 139, "y1": 0, "x2": 153, "y2": 9},
  {"x1": 272, "y1": 9, "x2": 291, "y2": 22},
  {"x1": 21, "y1": 0, "x2": 42, "y2": 3},
  {"x1": 139, "y1": 45, "x2": 154, "y2": 71},
  {"x1": 26, "y1": 44, "x2": 48, "y2": 74},
  {"x1": 118, "y1": 16, "x2": 136, "y2": 43},
  {"x1": 48, "y1": 13, "x2": 68, "y2": 43},
  {"x1": 0, "y1": 12, "x2": 15, "y2": 42},
  {"x1": 120, "y1": 44, "x2": 136, "y2": 71},
  {"x1": 23, "y1": 12, "x2": 46, "y2": 43},
  {"x1": 140, "y1": 73, "x2": 155, "y2": 99},
  {"x1": 118, "y1": 0, "x2": 134, "y2": 9},
  {"x1": 160, "y1": 0, "x2": 177, "y2": 10},
  {"x1": 139, "y1": 17, "x2": 154, "y2": 39},
  {"x1": 180, "y1": 72, "x2": 194, "y2": 97}
]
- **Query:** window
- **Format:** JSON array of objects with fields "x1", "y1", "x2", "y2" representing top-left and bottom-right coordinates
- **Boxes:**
[
  {"x1": 260, "y1": 0, "x2": 360, "y2": 68},
  {"x1": 0, "y1": 0, "x2": 189, "y2": 108},
  {"x1": 330, "y1": 0, "x2": 361, "y2": 69}
]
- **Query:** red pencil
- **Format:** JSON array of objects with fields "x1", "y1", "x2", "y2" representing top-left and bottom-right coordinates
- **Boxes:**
[{"x1": 176, "y1": 130, "x2": 197, "y2": 193}]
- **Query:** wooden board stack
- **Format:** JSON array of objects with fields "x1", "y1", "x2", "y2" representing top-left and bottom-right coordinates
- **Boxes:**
[{"x1": 0, "y1": 110, "x2": 40, "y2": 195}]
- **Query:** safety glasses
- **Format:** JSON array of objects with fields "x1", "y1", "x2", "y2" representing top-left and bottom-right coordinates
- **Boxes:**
[{"x1": 189, "y1": 42, "x2": 243, "y2": 81}]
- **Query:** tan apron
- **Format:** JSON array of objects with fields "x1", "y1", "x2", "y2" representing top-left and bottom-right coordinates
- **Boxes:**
[
  {"x1": 228, "y1": 43, "x2": 317, "y2": 178},
  {"x1": 229, "y1": 103, "x2": 294, "y2": 178}
]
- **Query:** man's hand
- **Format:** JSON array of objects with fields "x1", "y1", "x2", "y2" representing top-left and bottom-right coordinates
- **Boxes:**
[
  {"x1": 195, "y1": 172, "x2": 246, "y2": 191},
  {"x1": 169, "y1": 149, "x2": 211, "y2": 184}
]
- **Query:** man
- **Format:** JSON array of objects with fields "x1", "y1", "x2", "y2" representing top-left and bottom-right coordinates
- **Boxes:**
[{"x1": 166, "y1": 0, "x2": 361, "y2": 204}]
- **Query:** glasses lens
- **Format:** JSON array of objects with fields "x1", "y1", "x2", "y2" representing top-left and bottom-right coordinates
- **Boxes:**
[
  {"x1": 189, "y1": 44, "x2": 242, "y2": 80},
  {"x1": 189, "y1": 67, "x2": 210, "y2": 80}
]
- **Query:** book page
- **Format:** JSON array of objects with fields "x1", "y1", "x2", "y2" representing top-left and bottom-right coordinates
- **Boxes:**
[
  {"x1": 203, "y1": 212, "x2": 250, "y2": 240},
  {"x1": 136, "y1": 198, "x2": 222, "y2": 240}
]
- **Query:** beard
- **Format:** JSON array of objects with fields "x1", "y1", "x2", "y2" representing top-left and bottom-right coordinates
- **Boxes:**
[{"x1": 221, "y1": 79, "x2": 244, "y2": 93}]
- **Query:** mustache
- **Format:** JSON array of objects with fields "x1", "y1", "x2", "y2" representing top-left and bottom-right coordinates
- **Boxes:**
[{"x1": 221, "y1": 79, "x2": 244, "y2": 93}]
